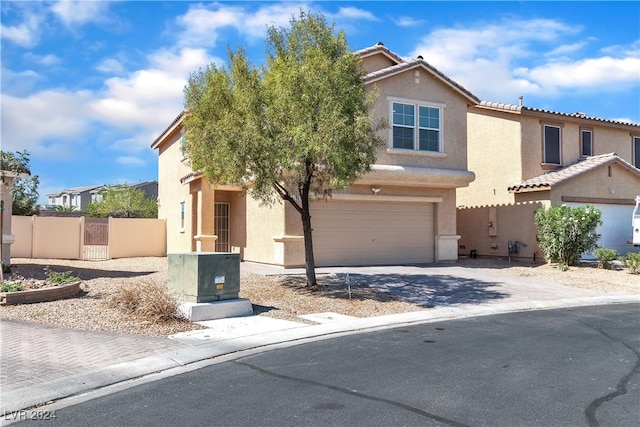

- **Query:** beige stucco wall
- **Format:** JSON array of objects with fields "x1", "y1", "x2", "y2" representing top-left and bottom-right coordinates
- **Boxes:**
[
  {"x1": 549, "y1": 163, "x2": 640, "y2": 205},
  {"x1": 459, "y1": 108, "x2": 523, "y2": 207},
  {"x1": 457, "y1": 202, "x2": 545, "y2": 261},
  {"x1": 360, "y1": 53, "x2": 397, "y2": 74},
  {"x1": 109, "y1": 218, "x2": 167, "y2": 258},
  {"x1": 520, "y1": 114, "x2": 639, "y2": 181},
  {"x1": 368, "y1": 71, "x2": 470, "y2": 171},
  {"x1": 243, "y1": 196, "x2": 286, "y2": 264},
  {"x1": 157, "y1": 129, "x2": 195, "y2": 254}
]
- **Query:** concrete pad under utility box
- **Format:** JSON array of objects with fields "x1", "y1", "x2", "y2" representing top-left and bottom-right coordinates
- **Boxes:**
[
  {"x1": 168, "y1": 252, "x2": 240, "y2": 303},
  {"x1": 178, "y1": 299, "x2": 254, "y2": 322}
]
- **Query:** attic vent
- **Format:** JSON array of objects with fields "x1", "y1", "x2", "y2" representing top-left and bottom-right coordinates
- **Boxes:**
[
  {"x1": 417, "y1": 55, "x2": 424, "y2": 60},
  {"x1": 376, "y1": 41, "x2": 384, "y2": 46}
]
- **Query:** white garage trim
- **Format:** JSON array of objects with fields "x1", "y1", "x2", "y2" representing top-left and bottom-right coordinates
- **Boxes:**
[{"x1": 329, "y1": 193, "x2": 442, "y2": 203}]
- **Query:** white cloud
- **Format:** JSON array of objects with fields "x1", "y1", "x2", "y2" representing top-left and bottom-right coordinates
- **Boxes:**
[
  {"x1": 516, "y1": 56, "x2": 640, "y2": 91},
  {"x1": 96, "y1": 58, "x2": 126, "y2": 75},
  {"x1": 24, "y1": 52, "x2": 62, "y2": 66},
  {"x1": 1, "y1": 90, "x2": 94, "y2": 154},
  {"x1": 333, "y1": 7, "x2": 378, "y2": 22},
  {"x1": 408, "y1": 18, "x2": 638, "y2": 102},
  {"x1": 392, "y1": 16, "x2": 424, "y2": 27},
  {"x1": 0, "y1": 13, "x2": 42, "y2": 47},
  {"x1": 50, "y1": 0, "x2": 111, "y2": 27}
]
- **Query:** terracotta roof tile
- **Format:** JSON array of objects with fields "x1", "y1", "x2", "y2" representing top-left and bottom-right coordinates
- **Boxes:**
[
  {"x1": 479, "y1": 101, "x2": 640, "y2": 128},
  {"x1": 508, "y1": 153, "x2": 640, "y2": 192},
  {"x1": 355, "y1": 42, "x2": 406, "y2": 65}
]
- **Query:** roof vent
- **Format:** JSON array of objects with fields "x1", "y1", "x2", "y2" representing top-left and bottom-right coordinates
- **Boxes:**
[
  {"x1": 376, "y1": 41, "x2": 384, "y2": 46},
  {"x1": 417, "y1": 55, "x2": 423, "y2": 60}
]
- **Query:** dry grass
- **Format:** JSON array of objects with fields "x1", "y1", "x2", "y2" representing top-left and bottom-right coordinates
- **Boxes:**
[{"x1": 106, "y1": 280, "x2": 186, "y2": 323}]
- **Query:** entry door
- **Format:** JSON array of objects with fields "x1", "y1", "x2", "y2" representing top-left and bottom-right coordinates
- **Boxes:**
[{"x1": 214, "y1": 202, "x2": 230, "y2": 252}]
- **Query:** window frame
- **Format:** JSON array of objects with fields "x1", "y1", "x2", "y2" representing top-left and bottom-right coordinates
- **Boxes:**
[
  {"x1": 580, "y1": 128, "x2": 593, "y2": 157},
  {"x1": 542, "y1": 123, "x2": 562, "y2": 166},
  {"x1": 389, "y1": 98, "x2": 444, "y2": 153},
  {"x1": 633, "y1": 135, "x2": 640, "y2": 169}
]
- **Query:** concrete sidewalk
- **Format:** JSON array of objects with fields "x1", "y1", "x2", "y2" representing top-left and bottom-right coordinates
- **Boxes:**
[{"x1": 1, "y1": 262, "x2": 638, "y2": 418}]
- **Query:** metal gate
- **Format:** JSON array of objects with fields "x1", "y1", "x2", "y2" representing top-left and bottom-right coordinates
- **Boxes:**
[{"x1": 84, "y1": 218, "x2": 109, "y2": 260}]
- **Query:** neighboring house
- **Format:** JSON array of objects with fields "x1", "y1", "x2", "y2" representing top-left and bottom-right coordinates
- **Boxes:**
[
  {"x1": 457, "y1": 101, "x2": 640, "y2": 260},
  {"x1": 47, "y1": 185, "x2": 104, "y2": 211},
  {"x1": 47, "y1": 181, "x2": 158, "y2": 211},
  {"x1": 152, "y1": 42, "x2": 478, "y2": 267}
]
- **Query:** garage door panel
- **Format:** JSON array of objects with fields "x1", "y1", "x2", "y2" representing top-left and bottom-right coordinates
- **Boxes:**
[{"x1": 311, "y1": 200, "x2": 434, "y2": 266}]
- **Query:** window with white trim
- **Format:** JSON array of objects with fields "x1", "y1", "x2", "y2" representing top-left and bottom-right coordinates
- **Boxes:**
[
  {"x1": 543, "y1": 124, "x2": 561, "y2": 165},
  {"x1": 633, "y1": 136, "x2": 640, "y2": 168},
  {"x1": 391, "y1": 101, "x2": 441, "y2": 152},
  {"x1": 580, "y1": 129, "x2": 592, "y2": 157}
]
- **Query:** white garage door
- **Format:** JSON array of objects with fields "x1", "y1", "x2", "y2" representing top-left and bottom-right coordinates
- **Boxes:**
[
  {"x1": 566, "y1": 203, "x2": 638, "y2": 258},
  {"x1": 311, "y1": 200, "x2": 435, "y2": 266}
]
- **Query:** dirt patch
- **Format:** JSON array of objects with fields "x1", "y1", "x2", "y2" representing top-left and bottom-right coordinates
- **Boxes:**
[{"x1": 0, "y1": 257, "x2": 637, "y2": 337}]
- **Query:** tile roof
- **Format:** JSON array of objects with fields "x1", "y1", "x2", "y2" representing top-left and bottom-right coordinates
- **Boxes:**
[
  {"x1": 508, "y1": 153, "x2": 640, "y2": 192},
  {"x1": 364, "y1": 58, "x2": 480, "y2": 104},
  {"x1": 354, "y1": 42, "x2": 406, "y2": 65},
  {"x1": 479, "y1": 101, "x2": 640, "y2": 128}
]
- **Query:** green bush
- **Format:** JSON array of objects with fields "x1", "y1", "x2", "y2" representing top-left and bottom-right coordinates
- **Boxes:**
[
  {"x1": 534, "y1": 205, "x2": 602, "y2": 268},
  {"x1": 44, "y1": 267, "x2": 79, "y2": 284},
  {"x1": 593, "y1": 247, "x2": 618, "y2": 269},
  {"x1": 1, "y1": 282, "x2": 25, "y2": 292},
  {"x1": 624, "y1": 253, "x2": 640, "y2": 274}
]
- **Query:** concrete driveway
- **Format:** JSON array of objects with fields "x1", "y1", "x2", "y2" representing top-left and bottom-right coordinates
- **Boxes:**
[{"x1": 241, "y1": 262, "x2": 630, "y2": 308}]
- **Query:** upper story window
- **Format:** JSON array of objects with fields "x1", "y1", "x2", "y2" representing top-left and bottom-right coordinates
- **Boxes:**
[
  {"x1": 179, "y1": 201, "x2": 185, "y2": 231},
  {"x1": 543, "y1": 124, "x2": 562, "y2": 165},
  {"x1": 391, "y1": 101, "x2": 442, "y2": 152},
  {"x1": 633, "y1": 136, "x2": 640, "y2": 169},
  {"x1": 580, "y1": 129, "x2": 593, "y2": 157}
]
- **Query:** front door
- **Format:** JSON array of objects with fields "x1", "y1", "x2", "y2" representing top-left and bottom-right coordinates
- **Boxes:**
[{"x1": 214, "y1": 202, "x2": 230, "y2": 252}]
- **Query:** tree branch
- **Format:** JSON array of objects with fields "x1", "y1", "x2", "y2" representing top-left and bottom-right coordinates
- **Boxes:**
[{"x1": 273, "y1": 181, "x2": 302, "y2": 214}]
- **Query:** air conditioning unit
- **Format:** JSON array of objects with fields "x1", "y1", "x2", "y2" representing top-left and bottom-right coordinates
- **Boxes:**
[{"x1": 168, "y1": 252, "x2": 240, "y2": 303}]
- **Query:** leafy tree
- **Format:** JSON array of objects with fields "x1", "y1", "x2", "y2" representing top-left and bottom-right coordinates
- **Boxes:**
[
  {"x1": 534, "y1": 205, "x2": 602, "y2": 268},
  {"x1": 183, "y1": 11, "x2": 385, "y2": 286},
  {"x1": 86, "y1": 185, "x2": 158, "y2": 218},
  {"x1": 1, "y1": 150, "x2": 40, "y2": 216}
]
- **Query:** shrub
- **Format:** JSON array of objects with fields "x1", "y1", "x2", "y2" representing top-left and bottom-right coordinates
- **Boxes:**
[
  {"x1": 593, "y1": 247, "x2": 618, "y2": 269},
  {"x1": 107, "y1": 281, "x2": 185, "y2": 323},
  {"x1": 624, "y1": 253, "x2": 640, "y2": 274},
  {"x1": 535, "y1": 205, "x2": 602, "y2": 268},
  {"x1": 1, "y1": 282, "x2": 25, "y2": 292},
  {"x1": 45, "y1": 267, "x2": 79, "y2": 284}
]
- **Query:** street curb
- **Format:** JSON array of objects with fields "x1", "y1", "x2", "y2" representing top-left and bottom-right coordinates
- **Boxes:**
[{"x1": 2, "y1": 295, "x2": 638, "y2": 417}]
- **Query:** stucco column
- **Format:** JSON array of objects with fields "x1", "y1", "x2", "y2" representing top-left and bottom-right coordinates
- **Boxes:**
[{"x1": 435, "y1": 190, "x2": 460, "y2": 262}]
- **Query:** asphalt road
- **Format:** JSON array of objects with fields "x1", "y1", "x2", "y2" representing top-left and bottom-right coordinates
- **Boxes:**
[{"x1": 14, "y1": 304, "x2": 640, "y2": 427}]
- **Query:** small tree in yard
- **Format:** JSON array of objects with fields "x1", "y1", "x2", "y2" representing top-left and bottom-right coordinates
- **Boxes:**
[
  {"x1": 534, "y1": 205, "x2": 602, "y2": 269},
  {"x1": 87, "y1": 185, "x2": 158, "y2": 218},
  {"x1": 1, "y1": 150, "x2": 40, "y2": 216},
  {"x1": 183, "y1": 11, "x2": 386, "y2": 286}
]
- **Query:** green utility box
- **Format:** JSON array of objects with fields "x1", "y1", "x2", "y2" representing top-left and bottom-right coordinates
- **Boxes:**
[{"x1": 168, "y1": 252, "x2": 240, "y2": 303}]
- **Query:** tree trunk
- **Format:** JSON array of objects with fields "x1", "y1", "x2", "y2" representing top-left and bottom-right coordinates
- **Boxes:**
[{"x1": 299, "y1": 161, "x2": 317, "y2": 286}]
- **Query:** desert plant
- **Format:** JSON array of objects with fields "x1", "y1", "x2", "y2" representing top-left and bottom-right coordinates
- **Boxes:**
[
  {"x1": 535, "y1": 205, "x2": 602, "y2": 268},
  {"x1": 623, "y1": 253, "x2": 640, "y2": 274},
  {"x1": 44, "y1": 268, "x2": 79, "y2": 284},
  {"x1": 107, "y1": 280, "x2": 185, "y2": 323},
  {"x1": 593, "y1": 247, "x2": 618, "y2": 269},
  {"x1": 1, "y1": 282, "x2": 24, "y2": 292}
]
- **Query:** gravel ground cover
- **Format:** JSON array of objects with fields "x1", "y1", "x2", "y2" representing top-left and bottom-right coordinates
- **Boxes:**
[{"x1": 0, "y1": 256, "x2": 637, "y2": 337}]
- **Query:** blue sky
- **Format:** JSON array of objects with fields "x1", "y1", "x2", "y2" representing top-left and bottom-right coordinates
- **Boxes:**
[{"x1": 1, "y1": 1, "x2": 639, "y2": 205}]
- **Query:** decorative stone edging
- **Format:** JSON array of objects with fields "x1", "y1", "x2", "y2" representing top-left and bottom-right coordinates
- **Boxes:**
[{"x1": 0, "y1": 282, "x2": 81, "y2": 305}]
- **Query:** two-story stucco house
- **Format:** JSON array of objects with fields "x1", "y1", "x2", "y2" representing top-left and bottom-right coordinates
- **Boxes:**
[
  {"x1": 457, "y1": 100, "x2": 640, "y2": 260},
  {"x1": 47, "y1": 181, "x2": 158, "y2": 211},
  {"x1": 152, "y1": 42, "x2": 479, "y2": 267}
]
